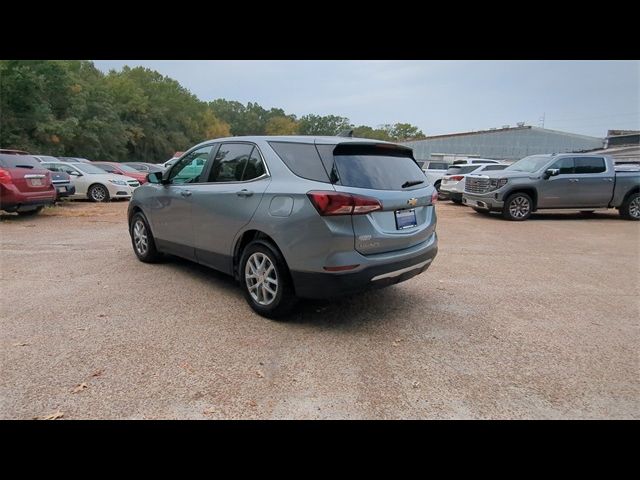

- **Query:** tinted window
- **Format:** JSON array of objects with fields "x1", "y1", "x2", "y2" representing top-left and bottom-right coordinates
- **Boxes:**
[
  {"x1": 445, "y1": 165, "x2": 480, "y2": 175},
  {"x1": 472, "y1": 160, "x2": 497, "y2": 164},
  {"x1": 482, "y1": 165, "x2": 508, "y2": 171},
  {"x1": 549, "y1": 157, "x2": 574, "y2": 175},
  {"x1": 43, "y1": 163, "x2": 79, "y2": 175},
  {"x1": 574, "y1": 157, "x2": 606, "y2": 174},
  {"x1": 242, "y1": 148, "x2": 266, "y2": 181},
  {"x1": 208, "y1": 143, "x2": 254, "y2": 182},
  {"x1": 0, "y1": 154, "x2": 41, "y2": 168},
  {"x1": 170, "y1": 146, "x2": 212, "y2": 184},
  {"x1": 269, "y1": 142, "x2": 330, "y2": 183},
  {"x1": 332, "y1": 144, "x2": 424, "y2": 190},
  {"x1": 428, "y1": 162, "x2": 448, "y2": 170}
]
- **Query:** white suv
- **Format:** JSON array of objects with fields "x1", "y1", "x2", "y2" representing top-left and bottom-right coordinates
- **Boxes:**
[{"x1": 40, "y1": 161, "x2": 139, "y2": 202}]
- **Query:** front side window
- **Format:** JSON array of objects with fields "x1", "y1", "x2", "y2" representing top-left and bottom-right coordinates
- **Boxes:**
[
  {"x1": 170, "y1": 145, "x2": 212, "y2": 184},
  {"x1": 549, "y1": 157, "x2": 574, "y2": 175},
  {"x1": 207, "y1": 143, "x2": 254, "y2": 182},
  {"x1": 574, "y1": 157, "x2": 606, "y2": 174}
]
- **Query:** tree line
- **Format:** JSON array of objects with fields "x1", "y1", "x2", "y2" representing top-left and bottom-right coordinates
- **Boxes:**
[{"x1": 0, "y1": 60, "x2": 427, "y2": 163}]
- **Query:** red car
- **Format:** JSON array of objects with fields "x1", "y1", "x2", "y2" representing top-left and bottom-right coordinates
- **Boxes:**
[
  {"x1": 92, "y1": 161, "x2": 149, "y2": 184},
  {"x1": 0, "y1": 153, "x2": 56, "y2": 215}
]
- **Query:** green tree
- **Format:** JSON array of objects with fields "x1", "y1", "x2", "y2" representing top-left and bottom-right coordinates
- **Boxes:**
[
  {"x1": 297, "y1": 114, "x2": 351, "y2": 135},
  {"x1": 265, "y1": 116, "x2": 298, "y2": 135},
  {"x1": 389, "y1": 123, "x2": 426, "y2": 141}
]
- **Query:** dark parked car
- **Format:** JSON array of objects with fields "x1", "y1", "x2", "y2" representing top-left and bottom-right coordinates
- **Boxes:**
[
  {"x1": 49, "y1": 170, "x2": 75, "y2": 200},
  {"x1": 0, "y1": 154, "x2": 56, "y2": 215}
]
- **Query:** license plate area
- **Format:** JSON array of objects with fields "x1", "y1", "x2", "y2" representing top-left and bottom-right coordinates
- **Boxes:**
[
  {"x1": 395, "y1": 209, "x2": 417, "y2": 230},
  {"x1": 29, "y1": 178, "x2": 43, "y2": 186}
]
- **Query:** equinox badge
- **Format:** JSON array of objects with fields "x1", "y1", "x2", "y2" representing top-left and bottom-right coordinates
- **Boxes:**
[{"x1": 407, "y1": 198, "x2": 418, "y2": 207}]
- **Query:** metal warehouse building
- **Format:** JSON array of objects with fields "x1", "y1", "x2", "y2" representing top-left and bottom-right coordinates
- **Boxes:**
[{"x1": 403, "y1": 125, "x2": 604, "y2": 162}]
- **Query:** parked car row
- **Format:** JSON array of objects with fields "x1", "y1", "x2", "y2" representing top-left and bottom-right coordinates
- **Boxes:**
[{"x1": 0, "y1": 149, "x2": 164, "y2": 215}]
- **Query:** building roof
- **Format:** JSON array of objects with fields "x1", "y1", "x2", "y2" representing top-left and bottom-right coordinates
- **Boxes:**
[{"x1": 414, "y1": 125, "x2": 602, "y2": 142}]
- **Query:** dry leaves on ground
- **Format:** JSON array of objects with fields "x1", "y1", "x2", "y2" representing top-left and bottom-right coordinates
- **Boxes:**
[
  {"x1": 37, "y1": 410, "x2": 64, "y2": 420},
  {"x1": 72, "y1": 383, "x2": 88, "y2": 393},
  {"x1": 255, "y1": 370, "x2": 265, "y2": 378},
  {"x1": 13, "y1": 342, "x2": 29, "y2": 347}
]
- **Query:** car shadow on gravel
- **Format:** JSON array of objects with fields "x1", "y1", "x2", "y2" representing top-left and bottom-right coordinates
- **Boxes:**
[
  {"x1": 157, "y1": 254, "x2": 421, "y2": 329},
  {"x1": 462, "y1": 210, "x2": 623, "y2": 221}
]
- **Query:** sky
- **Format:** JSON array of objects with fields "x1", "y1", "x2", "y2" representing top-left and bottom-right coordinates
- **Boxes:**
[{"x1": 93, "y1": 60, "x2": 639, "y2": 138}]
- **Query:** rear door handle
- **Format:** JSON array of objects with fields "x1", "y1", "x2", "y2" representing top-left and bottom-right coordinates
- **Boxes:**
[
  {"x1": 180, "y1": 190, "x2": 192, "y2": 197},
  {"x1": 569, "y1": 179, "x2": 579, "y2": 182},
  {"x1": 236, "y1": 189, "x2": 254, "y2": 197}
]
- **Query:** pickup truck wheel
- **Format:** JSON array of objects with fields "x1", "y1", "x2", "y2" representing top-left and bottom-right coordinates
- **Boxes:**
[
  {"x1": 619, "y1": 193, "x2": 640, "y2": 220},
  {"x1": 503, "y1": 193, "x2": 532, "y2": 221},
  {"x1": 240, "y1": 240, "x2": 297, "y2": 319}
]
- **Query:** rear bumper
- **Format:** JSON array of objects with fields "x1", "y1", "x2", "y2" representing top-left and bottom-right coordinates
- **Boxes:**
[
  {"x1": 0, "y1": 185, "x2": 56, "y2": 212},
  {"x1": 54, "y1": 183, "x2": 75, "y2": 199},
  {"x1": 462, "y1": 193, "x2": 504, "y2": 211},
  {"x1": 290, "y1": 233, "x2": 438, "y2": 299},
  {"x1": 439, "y1": 190, "x2": 463, "y2": 202}
]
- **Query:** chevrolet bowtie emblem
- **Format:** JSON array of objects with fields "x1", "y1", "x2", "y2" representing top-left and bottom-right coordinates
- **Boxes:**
[{"x1": 407, "y1": 198, "x2": 418, "y2": 206}]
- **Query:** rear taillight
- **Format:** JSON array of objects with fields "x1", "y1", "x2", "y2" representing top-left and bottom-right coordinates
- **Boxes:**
[
  {"x1": 431, "y1": 190, "x2": 438, "y2": 204},
  {"x1": 449, "y1": 175, "x2": 464, "y2": 181},
  {"x1": 307, "y1": 191, "x2": 382, "y2": 216},
  {"x1": 0, "y1": 168, "x2": 12, "y2": 185}
]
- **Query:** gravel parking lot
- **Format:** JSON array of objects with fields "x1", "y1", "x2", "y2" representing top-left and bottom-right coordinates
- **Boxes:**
[{"x1": 1, "y1": 200, "x2": 638, "y2": 419}]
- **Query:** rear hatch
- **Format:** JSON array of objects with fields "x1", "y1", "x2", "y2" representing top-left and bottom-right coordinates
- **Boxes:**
[
  {"x1": 318, "y1": 142, "x2": 436, "y2": 255},
  {"x1": 0, "y1": 154, "x2": 53, "y2": 195}
]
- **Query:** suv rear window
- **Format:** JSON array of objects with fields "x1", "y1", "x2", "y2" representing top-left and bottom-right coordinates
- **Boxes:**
[
  {"x1": 427, "y1": 162, "x2": 448, "y2": 169},
  {"x1": 446, "y1": 165, "x2": 479, "y2": 175},
  {"x1": 0, "y1": 154, "x2": 41, "y2": 168}
]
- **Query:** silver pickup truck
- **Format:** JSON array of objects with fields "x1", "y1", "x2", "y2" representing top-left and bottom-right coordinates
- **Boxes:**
[{"x1": 462, "y1": 154, "x2": 640, "y2": 221}]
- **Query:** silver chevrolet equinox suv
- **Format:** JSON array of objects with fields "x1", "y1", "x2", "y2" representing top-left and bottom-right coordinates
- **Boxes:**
[{"x1": 128, "y1": 136, "x2": 439, "y2": 318}]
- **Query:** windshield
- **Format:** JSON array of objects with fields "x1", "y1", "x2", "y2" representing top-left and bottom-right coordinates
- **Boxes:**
[
  {"x1": 116, "y1": 164, "x2": 139, "y2": 173},
  {"x1": 75, "y1": 163, "x2": 109, "y2": 174},
  {"x1": 506, "y1": 155, "x2": 551, "y2": 173}
]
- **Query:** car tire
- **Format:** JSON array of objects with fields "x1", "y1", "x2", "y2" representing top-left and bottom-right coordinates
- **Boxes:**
[
  {"x1": 472, "y1": 208, "x2": 491, "y2": 215},
  {"x1": 619, "y1": 192, "x2": 640, "y2": 220},
  {"x1": 129, "y1": 212, "x2": 162, "y2": 263},
  {"x1": 88, "y1": 184, "x2": 110, "y2": 202},
  {"x1": 17, "y1": 206, "x2": 44, "y2": 216},
  {"x1": 502, "y1": 192, "x2": 532, "y2": 221},
  {"x1": 434, "y1": 181, "x2": 441, "y2": 192},
  {"x1": 580, "y1": 210, "x2": 596, "y2": 216},
  {"x1": 451, "y1": 198, "x2": 463, "y2": 204},
  {"x1": 239, "y1": 240, "x2": 297, "y2": 319}
]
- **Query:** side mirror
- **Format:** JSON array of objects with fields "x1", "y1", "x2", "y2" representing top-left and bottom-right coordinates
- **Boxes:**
[
  {"x1": 544, "y1": 168, "x2": 560, "y2": 179},
  {"x1": 147, "y1": 171, "x2": 162, "y2": 184}
]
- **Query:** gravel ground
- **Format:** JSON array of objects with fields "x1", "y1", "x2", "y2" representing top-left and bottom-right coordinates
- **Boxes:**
[{"x1": 1, "y1": 200, "x2": 638, "y2": 419}]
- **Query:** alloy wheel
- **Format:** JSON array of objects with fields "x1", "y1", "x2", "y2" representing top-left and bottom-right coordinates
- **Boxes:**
[
  {"x1": 245, "y1": 252, "x2": 278, "y2": 306},
  {"x1": 133, "y1": 219, "x2": 148, "y2": 256},
  {"x1": 509, "y1": 196, "x2": 530, "y2": 218},
  {"x1": 630, "y1": 196, "x2": 640, "y2": 219}
]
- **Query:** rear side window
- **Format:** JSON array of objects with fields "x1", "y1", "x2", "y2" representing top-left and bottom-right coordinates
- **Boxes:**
[
  {"x1": 574, "y1": 157, "x2": 606, "y2": 174},
  {"x1": 331, "y1": 144, "x2": 424, "y2": 190},
  {"x1": 0, "y1": 154, "x2": 41, "y2": 168},
  {"x1": 446, "y1": 165, "x2": 479, "y2": 175},
  {"x1": 482, "y1": 165, "x2": 508, "y2": 171},
  {"x1": 269, "y1": 142, "x2": 330, "y2": 182}
]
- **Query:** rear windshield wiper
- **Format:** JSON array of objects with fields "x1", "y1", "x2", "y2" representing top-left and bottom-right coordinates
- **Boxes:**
[
  {"x1": 15, "y1": 165, "x2": 35, "y2": 169},
  {"x1": 401, "y1": 179, "x2": 424, "y2": 188}
]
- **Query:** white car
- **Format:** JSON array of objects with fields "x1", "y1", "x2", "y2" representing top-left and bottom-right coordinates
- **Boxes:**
[
  {"x1": 423, "y1": 158, "x2": 503, "y2": 193},
  {"x1": 40, "y1": 161, "x2": 139, "y2": 202},
  {"x1": 440, "y1": 163, "x2": 509, "y2": 203}
]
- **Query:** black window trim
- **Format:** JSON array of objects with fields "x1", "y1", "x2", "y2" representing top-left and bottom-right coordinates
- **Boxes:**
[
  {"x1": 166, "y1": 143, "x2": 217, "y2": 185},
  {"x1": 199, "y1": 141, "x2": 270, "y2": 185},
  {"x1": 572, "y1": 156, "x2": 608, "y2": 175}
]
